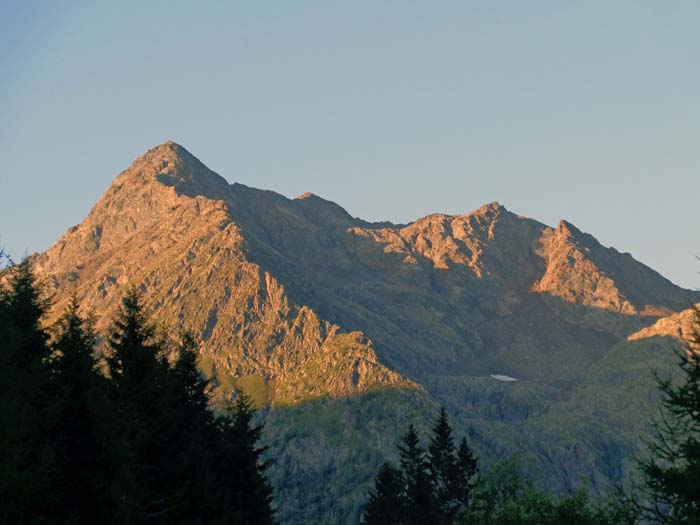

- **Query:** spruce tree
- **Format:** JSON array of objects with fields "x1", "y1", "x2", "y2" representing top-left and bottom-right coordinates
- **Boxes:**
[
  {"x1": 0, "y1": 260, "x2": 58, "y2": 523},
  {"x1": 428, "y1": 407, "x2": 461, "y2": 522},
  {"x1": 50, "y1": 296, "x2": 111, "y2": 524},
  {"x1": 216, "y1": 392, "x2": 275, "y2": 525},
  {"x1": 639, "y1": 307, "x2": 700, "y2": 523},
  {"x1": 0, "y1": 269, "x2": 280, "y2": 523},
  {"x1": 102, "y1": 289, "x2": 278, "y2": 523},
  {"x1": 363, "y1": 461, "x2": 405, "y2": 525},
  {"x1": 164, "y1": 332, "x2": 222, "y2": 523},
  {"x1": 457, "y1": 436, "x2": 478, "y2": 509},
  {"x1": 399, "y1": 424, "x2": 437, "y2": 525},
  {"x1": 106, "y1": 288, "x2": 177, "y2": 522},
  {"x1": 0, "y1": 260, "x2": 52, "y2": 366}
]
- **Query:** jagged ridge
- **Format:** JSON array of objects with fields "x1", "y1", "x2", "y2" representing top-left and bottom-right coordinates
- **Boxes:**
[{"x1": 34, "y1": 141, "x2": 412, "y2": 406}]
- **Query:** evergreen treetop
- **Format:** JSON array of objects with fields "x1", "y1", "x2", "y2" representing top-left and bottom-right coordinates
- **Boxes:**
[
  {"x1": 50, "y1": 296, "x2": 111, "y2": 524},
  {"x1": 363, "y1": 461, "x2": 404, "y2": 525},
  {"x1": 0, "y1": 259, "x2": 58, "y2": 523}
]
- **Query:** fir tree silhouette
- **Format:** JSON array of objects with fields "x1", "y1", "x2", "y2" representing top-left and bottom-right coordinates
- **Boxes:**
[
  {"x1": 215, "y1": 391, "x2": 275, "y2": 524},
  {"x1": 364, "y1": 408, "x2": 480, "y2": 525},
  {"x1": 363, "y1": 461, "x2": 405, "y2": 525},
  {"x1": 399, "y1": 424, "x2": 437, "y2": 525},
  {"x1": 0, "y1": 274, "x2": 278, "y2": 523},
  {"x1": 50, "y1": 296, "x2": 111, "y2": 524},
  {"x1": 164, "y1": 331, "x2": 222, "y2": 523},
  {"x1": 106, "y1": 288, "x2": 178, "y2": 522},
  {"x1": 457, "y1": 436, "x2": 478, "y2": 510},
  {"x1": 0, "y1": 260, "x2": 58, "y2": 523},
  {"x1": 428, "y1": 407, "x2": 462, "y2": 522}
]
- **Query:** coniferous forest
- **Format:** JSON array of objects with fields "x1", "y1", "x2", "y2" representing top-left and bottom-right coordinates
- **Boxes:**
[
  {"x1": 0, "y1": 261, "x2": 273, "y2": 524},
  {"x1": 2, "y1": 259, "x2": 700, "y2": 524}
]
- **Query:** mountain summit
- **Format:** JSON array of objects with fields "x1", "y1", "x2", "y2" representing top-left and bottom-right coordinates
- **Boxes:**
[{"x1": 31, "y1": 143, "x2": 699, "y2": 523}]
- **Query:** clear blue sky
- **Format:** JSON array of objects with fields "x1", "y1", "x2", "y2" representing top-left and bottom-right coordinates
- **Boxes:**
[{"x1": 1, "y1": 1, "x2": 698, "y2": 287}]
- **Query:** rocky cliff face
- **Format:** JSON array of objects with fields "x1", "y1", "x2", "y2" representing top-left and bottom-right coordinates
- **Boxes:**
[
  {"x1": 33, "y1": 141, "x2": 410, "y2": 405},
  {"x1": 29, "y1": 142, "x2": 700, "y2": 523}
]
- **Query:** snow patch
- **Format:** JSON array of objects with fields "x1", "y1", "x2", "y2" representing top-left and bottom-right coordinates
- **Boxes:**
[{"x1": 490, "y1": 374, "x2": 518, "y2": 382}]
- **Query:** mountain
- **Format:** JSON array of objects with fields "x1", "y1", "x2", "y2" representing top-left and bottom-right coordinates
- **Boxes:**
[{"x1": 29, "y1": 141, "x2": 699, "y2": 523}]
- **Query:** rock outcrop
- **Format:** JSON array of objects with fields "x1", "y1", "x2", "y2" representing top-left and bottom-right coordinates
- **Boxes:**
[{"x1": 628, "y1": 306, "x2": 700, "y2": 342}]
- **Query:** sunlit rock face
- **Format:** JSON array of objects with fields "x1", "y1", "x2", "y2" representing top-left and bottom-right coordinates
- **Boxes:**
[
  {"x1": 628, "y1": 307, "x2": 700, "y2": 342},
  {"x1": 36, "y1": 141, "x2": 697, "y2": 389},
  {"x1": 28, "y1": 141, "x2": 700, "y2": 522},
  {"x1": 33, "y1": 141, "x2": 412, "y2": 406}
]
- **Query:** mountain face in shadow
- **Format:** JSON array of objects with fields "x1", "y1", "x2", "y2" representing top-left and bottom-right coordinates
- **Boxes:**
[{"x1": 31, "y1": 141, "x2": 699, "y2": 523}]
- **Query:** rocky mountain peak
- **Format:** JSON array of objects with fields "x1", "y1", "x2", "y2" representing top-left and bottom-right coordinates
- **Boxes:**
[
  {"x1": 292, "y1": 192, "x2": 356, "y2": 226},
  {"x1": 33, "y1": 142, "x2": 238, "y2": 288},
  {"x1": 152, "y1": 139, "x2": 186, "y2": 154},
  {"x1": 117, "y1": 140, "x2": 196, "y2": 180},
  {"x1": 475, "y1": 201, "x2": 504, "y2": 214},
  {"x1": 556, "y1": 219, "x2": 581, "y2": 237},
  {"x1": 295, "y1": 191, "x2": 317, "y2": 200},
  {"x1": 113, "y1": 140, "x2": 232, "y2": 202}
]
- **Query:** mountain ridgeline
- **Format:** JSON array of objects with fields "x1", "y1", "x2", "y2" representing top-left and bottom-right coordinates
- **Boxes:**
[{"x1": 28, "y1": 142, "x2": 699, "y2": 523}]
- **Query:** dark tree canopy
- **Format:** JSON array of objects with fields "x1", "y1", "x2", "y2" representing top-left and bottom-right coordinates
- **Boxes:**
[
  {"x1": 639, "y1": 307, "x2": 700, "y2": 524},
  {"x1": 50, "y1": 296, "x2": 111, "y2": 523},
  {"x1": 0, "y1": 261, "x2": 57, "y2": 523},
  {"x1": 428, "y1": 406, "x2": 466, "y2": 522},
  {"x1": 457, "y1": 436, "x2": 478, "y2": 509},
  {"x1": 363, "y1": 462, "x2": 405, "y2": 525},
  {"x1": 399, "y1": 424, "x2": 437, "y2": 525},
  {"x1": 363, "y1": 409, "x2": 479, "y2": 525},
  {"x1": 215, "y1": 392, "x2": 275, "y2": 525},
  {"x1": 0, "y1": 265, "x2": 274, "y2": 524}
]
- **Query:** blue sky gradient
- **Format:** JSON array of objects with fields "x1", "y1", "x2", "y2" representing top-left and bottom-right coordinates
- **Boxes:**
[{"x1": 1, "y1": 1, "x2": 698, "y2": 287}]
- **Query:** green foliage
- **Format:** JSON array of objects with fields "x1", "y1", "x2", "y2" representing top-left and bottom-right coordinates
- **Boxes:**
[
  {"x1": 638, "y1": 308, "x2": 700, "y2": 524},
  {"x1": 365, "y1": 410, "x2": 638, "y2": 525},
  {"x1": 459, "y1": 459, "x2": 638, "y2": 525},
  {"x1": 217, "y1": 373, "x2": 270, "y2": 408},
  {"x1": 264, "y1": 388, "x2": 436, "y2": 524}
]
